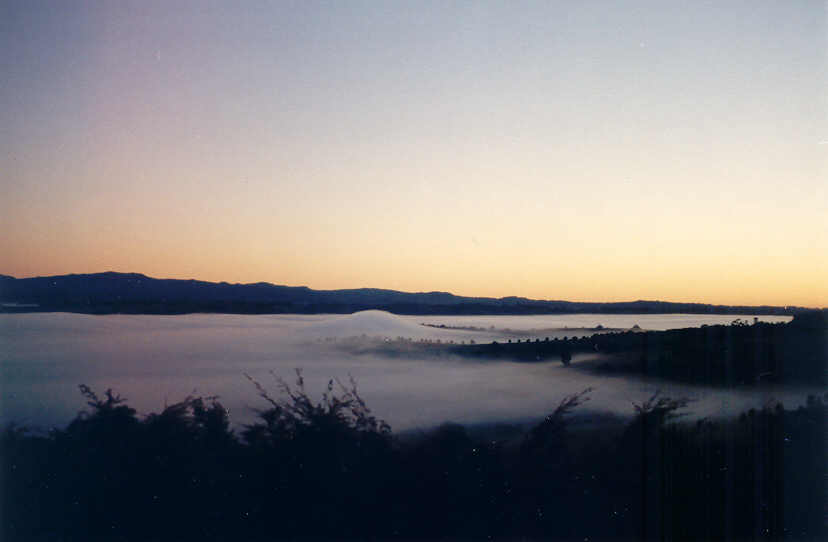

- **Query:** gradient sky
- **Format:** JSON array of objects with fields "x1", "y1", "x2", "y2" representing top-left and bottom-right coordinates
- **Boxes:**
[{"x1": 2, "y1": 1, "x2": 826, "y2": 306}]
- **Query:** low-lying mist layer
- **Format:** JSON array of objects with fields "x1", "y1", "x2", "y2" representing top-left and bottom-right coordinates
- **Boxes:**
[{"x1": 0, "y1": 311, "x2": 817, "y2": 433}]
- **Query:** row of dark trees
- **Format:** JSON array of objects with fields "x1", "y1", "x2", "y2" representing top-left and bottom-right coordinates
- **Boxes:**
[
  {"x1": 456, "y1": 313, "x2": 827, "y2": 386},
  {"x1": 2, "y1": 373, "x2": 825, "y2": 541}
]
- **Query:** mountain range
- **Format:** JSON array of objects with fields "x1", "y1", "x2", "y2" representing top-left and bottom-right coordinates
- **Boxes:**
[{"x1": 0, "y1": 272, "x2": 812, "y2": 315}]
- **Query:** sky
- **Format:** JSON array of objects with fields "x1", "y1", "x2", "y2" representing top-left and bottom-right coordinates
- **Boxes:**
[{"x1": 2, "y1": 1, "x2": 826, "y2": 307}]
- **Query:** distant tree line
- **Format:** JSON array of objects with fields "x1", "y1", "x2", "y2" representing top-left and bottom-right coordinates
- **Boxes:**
[{"x1": 343, "y1": 314, "x2": 826, "y2": 387}]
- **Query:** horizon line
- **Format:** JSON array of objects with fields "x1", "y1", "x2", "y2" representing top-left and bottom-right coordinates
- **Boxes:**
[{"x1": 1, "y1": 270, "x2": 822, "y2": 311}]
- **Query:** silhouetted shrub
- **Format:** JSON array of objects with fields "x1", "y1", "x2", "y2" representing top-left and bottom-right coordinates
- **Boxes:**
[
  {"x1": 238, "y1": 370, "x2": 396, "y2": 538},
  {"x1": 522, "y1": 387, "x2": 592, "y2": 456},
  {"x1": 1, "y1": 379, "x2": 825, "y2": 541}
]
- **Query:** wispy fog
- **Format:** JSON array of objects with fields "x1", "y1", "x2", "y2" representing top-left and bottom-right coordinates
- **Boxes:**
[{"x1": 0, "y1": 311, "x2": 805, "y2": 431}]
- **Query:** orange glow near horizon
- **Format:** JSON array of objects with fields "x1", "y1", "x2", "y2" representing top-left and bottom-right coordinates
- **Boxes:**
[{"x1": 2, "y1": 3, "x2": 826, "y2": 309}]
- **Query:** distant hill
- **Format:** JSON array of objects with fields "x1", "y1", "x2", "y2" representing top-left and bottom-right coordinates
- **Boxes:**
[{"x1": 0, "y1": 272, "x2": 813, "y2": 315}]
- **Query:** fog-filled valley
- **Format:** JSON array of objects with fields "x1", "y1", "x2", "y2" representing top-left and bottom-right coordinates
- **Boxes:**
[
  {"x1": 3, "y1": 310, "x2": 825, "y2": 541},
  {"x1": 0, "y1": 311, "x2": 803, "y2": 432}
]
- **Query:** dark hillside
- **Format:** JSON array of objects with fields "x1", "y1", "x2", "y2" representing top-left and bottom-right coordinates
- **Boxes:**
[
  {"x1": 0, "y1": 272, "x2": 811, "y2": 315},
  {"x1": 448, "y1": 311, "x2": 826, "y2": 386}
]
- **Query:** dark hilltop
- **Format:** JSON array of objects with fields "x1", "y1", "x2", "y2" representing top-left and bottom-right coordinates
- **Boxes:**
[{"x1": 0, "y1": 272, "x2": 815, "y2": 315}]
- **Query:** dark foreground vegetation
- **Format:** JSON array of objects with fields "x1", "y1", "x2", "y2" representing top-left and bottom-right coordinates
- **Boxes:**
[{"x1": 2, "y1": 373, "x2": 825, "y2": 541}]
